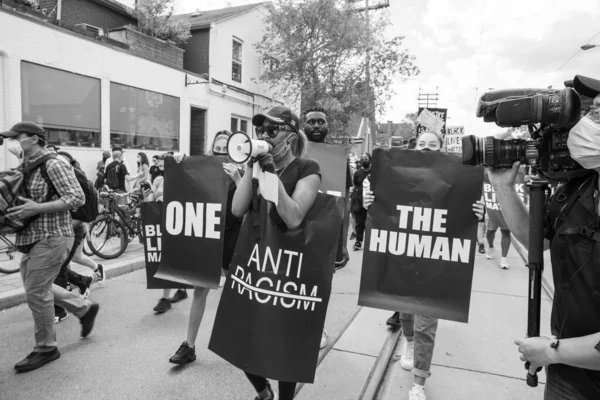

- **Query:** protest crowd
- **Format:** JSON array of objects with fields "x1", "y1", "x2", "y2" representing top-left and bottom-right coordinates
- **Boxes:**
[{"x1": 2, "y1": 3, "x2": 600, "y2": 400}]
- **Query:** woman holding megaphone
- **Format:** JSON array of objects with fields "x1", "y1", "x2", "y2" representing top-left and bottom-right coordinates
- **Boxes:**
[
  {"x1": 231, "y1": 107, "x2": 320, "y2": 400},
  {"x1": 363, "y1": 131, "x2": 485, "y2": 400}
]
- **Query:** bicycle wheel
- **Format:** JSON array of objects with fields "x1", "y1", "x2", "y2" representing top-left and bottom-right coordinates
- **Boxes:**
[
  {"x1": 82, "y1": 237, "x2": 94, "y2": 257},
  {"x1": 0, "y1": 235, "x2": 19, "y2": 274},
  {"x1": 88, "y1": 215, "x2": 128, "y2": 259}
]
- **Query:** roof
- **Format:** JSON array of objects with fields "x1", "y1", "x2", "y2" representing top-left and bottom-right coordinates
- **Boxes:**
[{"x1": 176, "y1": 2, "x2": 271, "y2": 29}]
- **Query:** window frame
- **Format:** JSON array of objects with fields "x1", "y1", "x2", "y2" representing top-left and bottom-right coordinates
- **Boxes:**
[
  {"x1": 20, "y1": 60, "x2": 102, "y2": 148},
  {"x1": 232, "y1": 38, "x2": 243, "y2": 83},
  {"x1": 109, "y1": 81, "x2": 181, "y2": 152}
]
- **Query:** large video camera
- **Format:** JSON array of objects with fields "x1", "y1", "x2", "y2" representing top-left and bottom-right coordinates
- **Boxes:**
[{"x1": 462, "y1": 75, "x2": 600, "y2": 180}]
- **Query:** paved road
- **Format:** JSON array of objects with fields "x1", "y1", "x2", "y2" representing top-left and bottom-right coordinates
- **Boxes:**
[{"x1": 0, "y1": 239, "x2": 363, "y2": 400}]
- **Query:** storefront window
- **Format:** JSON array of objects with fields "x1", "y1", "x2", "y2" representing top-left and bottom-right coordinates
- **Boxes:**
[
  {"x1": 21, "y1": 62, "x2": 101, "y2": 148},
  {"x1": 110, "y1": 83, "x2": 180, "y2": 151}
]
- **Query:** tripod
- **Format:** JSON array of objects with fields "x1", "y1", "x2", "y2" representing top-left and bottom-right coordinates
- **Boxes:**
[{"x1": 525, "y1": 180, "x2": 549, "y2": 387}]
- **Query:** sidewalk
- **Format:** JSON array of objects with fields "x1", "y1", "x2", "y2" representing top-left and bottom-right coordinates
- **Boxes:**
[
  {"x1": 307, "y1": 245, "x2": 553, "y2": 400},
  {"x1": 376, "y1": 247, "x2": 553, "y2": 400},
  {"x1": 0, "y1": 242, "x2": 145, "y2": 310}
]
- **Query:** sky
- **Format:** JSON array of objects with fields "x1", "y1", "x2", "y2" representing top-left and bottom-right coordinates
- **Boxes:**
[{"x1": 121, "y1": 0, "x2": 600, "y2": 136}]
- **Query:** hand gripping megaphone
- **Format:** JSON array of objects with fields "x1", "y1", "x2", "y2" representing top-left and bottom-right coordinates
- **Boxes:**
[{"x1": 227, "y1": 131, "x2": 272, "y2": 178}]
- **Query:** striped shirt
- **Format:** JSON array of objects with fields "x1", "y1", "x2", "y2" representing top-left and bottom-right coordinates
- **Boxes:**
[{"x1": 16, "y1": 148, "x2": 85, "y2": 246}]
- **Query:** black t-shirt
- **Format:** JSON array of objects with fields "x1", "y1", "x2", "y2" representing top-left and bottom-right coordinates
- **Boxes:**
[
  {"x1": 105, "y1": 160, "x2": 129, "y2": 192},
  {"x1": 265, "y1": 158, "x2": 321, "y2": 228},
  {"x1": 149, "y1": 165, "x2": 162, "y2": 184},
  {"x1": 544, "y1": 173, "x2": 600, "y2": 399}
]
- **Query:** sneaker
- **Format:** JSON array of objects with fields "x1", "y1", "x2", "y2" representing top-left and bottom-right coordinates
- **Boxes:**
[
  {"x1": 353, "y1": 240, "x2": 362, "y2": 251},
  {"x1": 478, "y1": 243, "x2": 485, "y2": 254},
  {"x1": 254, "y1": 381, "x2": 277, "y2": 400},
  {"x1": 400, "y1": 339, "x2": 414, "y2": 370},
  {"x1": 350, "y1": 232, "x2": 356, "y2": 240},
  {"x1": 500, "y1": 257, "x2": 509, "y2": 269},
  {"x1": 154, "y1": 298, "x2": 171, "y2": 313},
  {"x1": 386, "y1": 312, "x2": 401, "y2": 329},
  {"x1": 54, "y1": 310, "x2": 69, "y2": 324},
  {"x1": 76, "y1": 276, "x2": 93, "y2": 299},
  {"x1": 170, "y1": 289, "x2": 188, "y2": 303},
  {"x1": 320, "y1": 330, "x2": 328, "y2": 349},
  {"x1": 169, "y1": 341, "x2": 196, "y2": 365},
  {"x1": 80, "y1": 303, "x2": 100, "y2": 338},
  {"x1": 14, "y1": 348, "x2": 60, "y2": 373},
  {"x1": 485, "y1": 248, "x2": 493, "y2": 260},
  {"x1": 408, "y1": 385, "x2": 426, "y2": 400},
  {"x1": 95, "y1": 264, "x2": 106, "y2": 284}
]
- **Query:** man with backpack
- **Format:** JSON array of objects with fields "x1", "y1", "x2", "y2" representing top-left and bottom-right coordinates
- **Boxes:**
[
  {"x1": 0, "y1": 122, "x2": 100, "y2": 373},
  {"x1": 104, "y1": 146, "x2": 129, "y2": 192}
]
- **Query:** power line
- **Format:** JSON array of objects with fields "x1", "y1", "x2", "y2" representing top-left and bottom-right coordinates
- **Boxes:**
[{"x1": 551, "y1": 26, "x2": 600, "y2": 80}]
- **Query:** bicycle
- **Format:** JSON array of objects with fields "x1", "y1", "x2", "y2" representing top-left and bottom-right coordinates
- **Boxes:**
[
  {"x1": 86, "y1": 189, "x2": 144, "y2": 260},
  {"x1": 0, "y1": 234, "x2": 19, "y2": 274}
]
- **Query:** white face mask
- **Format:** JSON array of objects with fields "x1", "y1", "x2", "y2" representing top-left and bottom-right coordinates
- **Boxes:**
[
  {"x1": 6, "y1": 139, "x2": 23, "y2": 160},
  {"x1": 567, "y1": 115, "x2": 600, "y2": 170}
]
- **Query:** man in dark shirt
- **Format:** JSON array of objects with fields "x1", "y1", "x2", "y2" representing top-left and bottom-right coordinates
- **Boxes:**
[
  {"x1": 351, "y1": 153, "x2": 371, "y2": 250},
  {"x1": 104, "y1": 146, "x2": 129, "y2": 192},
  {"x1": 490, "y1": 83, "x2": 600, "y2": 398}
]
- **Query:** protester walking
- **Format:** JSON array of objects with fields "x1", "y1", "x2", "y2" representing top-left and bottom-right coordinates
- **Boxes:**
[
  {"x1": 143, "y1": 153, "x2": 188, "y2": 313},
  {"x1": 302, "y1": 106, "x2": 351, "y2": 349},
  {"x1": 1, "y1": 122, "x2": 100, "y2": 373},
  {"x1": 351, "y1": 153, "x2": 371, "y2": 250},
  {"x1": 53, "y1": 151, "x2": 105, "y2": 323},
  {"x1": 363, "y1": 131, "x2": 485, "y2": 400},
  {"x1": 168, "y1": 130, "x2": 244, "y2": 365},
  {"x1": 231, "y1": 106, "x2": 319, "y2": 400}
]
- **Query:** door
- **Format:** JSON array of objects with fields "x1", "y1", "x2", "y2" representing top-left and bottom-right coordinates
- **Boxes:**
[{"x1": 190, "y1": 107, "x2": 206, "y2": 156}]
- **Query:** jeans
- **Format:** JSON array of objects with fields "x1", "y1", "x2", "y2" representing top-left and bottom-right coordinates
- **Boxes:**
[
  {"x1": 20, "y1": 236, "x2": 92, "y2": 352},
  {"x1": 400, "y1": 313, "x2": 438, "y2": 378}
]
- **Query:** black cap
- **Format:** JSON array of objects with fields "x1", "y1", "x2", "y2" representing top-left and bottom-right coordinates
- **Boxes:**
[
  {"x1": 0, "y1": 121, "x2": 46, "y2": 139},
  {"x1": 574, "y1": 75, "x2": 600, "y2": 98},
  {"x1": 112, "y1": 146, "x2": 123, "y2": 152},
  {"x1": 252, "y1": 106, "x2": 300, "y2": 133}
]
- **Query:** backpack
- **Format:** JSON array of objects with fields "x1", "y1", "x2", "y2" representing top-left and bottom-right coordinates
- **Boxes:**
[
  {"x1": 106, "y1": 163, "x2": 120, "y2": 189},
  {"x1": 44, "y1": 161, "x2": 99, "y2": 223},
  {"x1": 0, "y1": 154, "x2": 59, "y2": 234}
]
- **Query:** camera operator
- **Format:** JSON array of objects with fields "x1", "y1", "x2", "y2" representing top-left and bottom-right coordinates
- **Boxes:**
[{"x1": 489, "y1": 101, "x2": 600, "y2": 399}]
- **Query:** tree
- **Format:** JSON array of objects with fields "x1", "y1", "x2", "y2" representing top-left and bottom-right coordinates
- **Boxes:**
[
  {"x1": 135, "y1": 0, "x2": 191, "y2": 46},
  {"x1": 255, "y1": 0, "x2": 419, "y2": 142}
]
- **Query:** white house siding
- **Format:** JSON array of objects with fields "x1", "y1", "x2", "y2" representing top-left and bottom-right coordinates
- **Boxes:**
[{"x1": 0, "y1": 9, "x2": 290, "y2": 179}]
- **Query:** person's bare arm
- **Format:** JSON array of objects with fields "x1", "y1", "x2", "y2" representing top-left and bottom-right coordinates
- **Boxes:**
[{"x1": 275, "y1": 174, "x2": 320, "y2": 229}]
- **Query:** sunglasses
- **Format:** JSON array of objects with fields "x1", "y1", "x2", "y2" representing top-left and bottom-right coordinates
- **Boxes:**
[{"x1": 255, "y1": 124, "x2": 294, "y2": 138}]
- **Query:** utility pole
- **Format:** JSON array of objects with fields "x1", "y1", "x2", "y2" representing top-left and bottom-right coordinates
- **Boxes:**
[{"x1": 350, "y1": 0, "x2": 390, "y2": 153}]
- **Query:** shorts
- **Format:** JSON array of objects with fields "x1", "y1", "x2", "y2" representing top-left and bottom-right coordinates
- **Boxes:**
[{"x1": 486, "y1": 217, "x2": 509, "y2": 232}]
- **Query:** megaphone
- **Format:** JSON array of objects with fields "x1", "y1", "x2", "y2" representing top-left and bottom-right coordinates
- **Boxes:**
[
  {"x1": 227, "y1": 131, "x2": 273, "y2": 179},
  {"x1": 227, "y1": 131, "x2": 273, "y2": 164}
]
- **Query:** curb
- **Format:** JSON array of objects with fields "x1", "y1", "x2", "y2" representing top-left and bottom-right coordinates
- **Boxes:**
[
  {"x1": 0, "y1": 256, "x2": 146, "y2": 312},
  {"x1": 358, "y1": 325, "x2": 402, "y2": 400}
]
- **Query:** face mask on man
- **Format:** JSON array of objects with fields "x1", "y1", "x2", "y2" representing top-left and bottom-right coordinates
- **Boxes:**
[
  {"x1": 567, "y1": 114, "x2": 600, "y2": 170},
  {"x1": 6, "y1": 139, "x2": 24, "y2": 159},
  {"x1": 361, "y1": 160, "x2": 371, "y2": 168}
]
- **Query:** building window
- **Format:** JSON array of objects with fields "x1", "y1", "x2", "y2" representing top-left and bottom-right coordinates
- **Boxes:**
[
  {"x1": 110, "y1": 83, "x2": 180, "y2": 151},
  {"x1": 231, "y1": 116, "x2": 249, "y2": 134},
  {"x1": 21, "y1": 62, "x2": 101, "y2": 148},
  {"x1": 232, "y1": 39, "x2": 242, "y2": 83}
]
